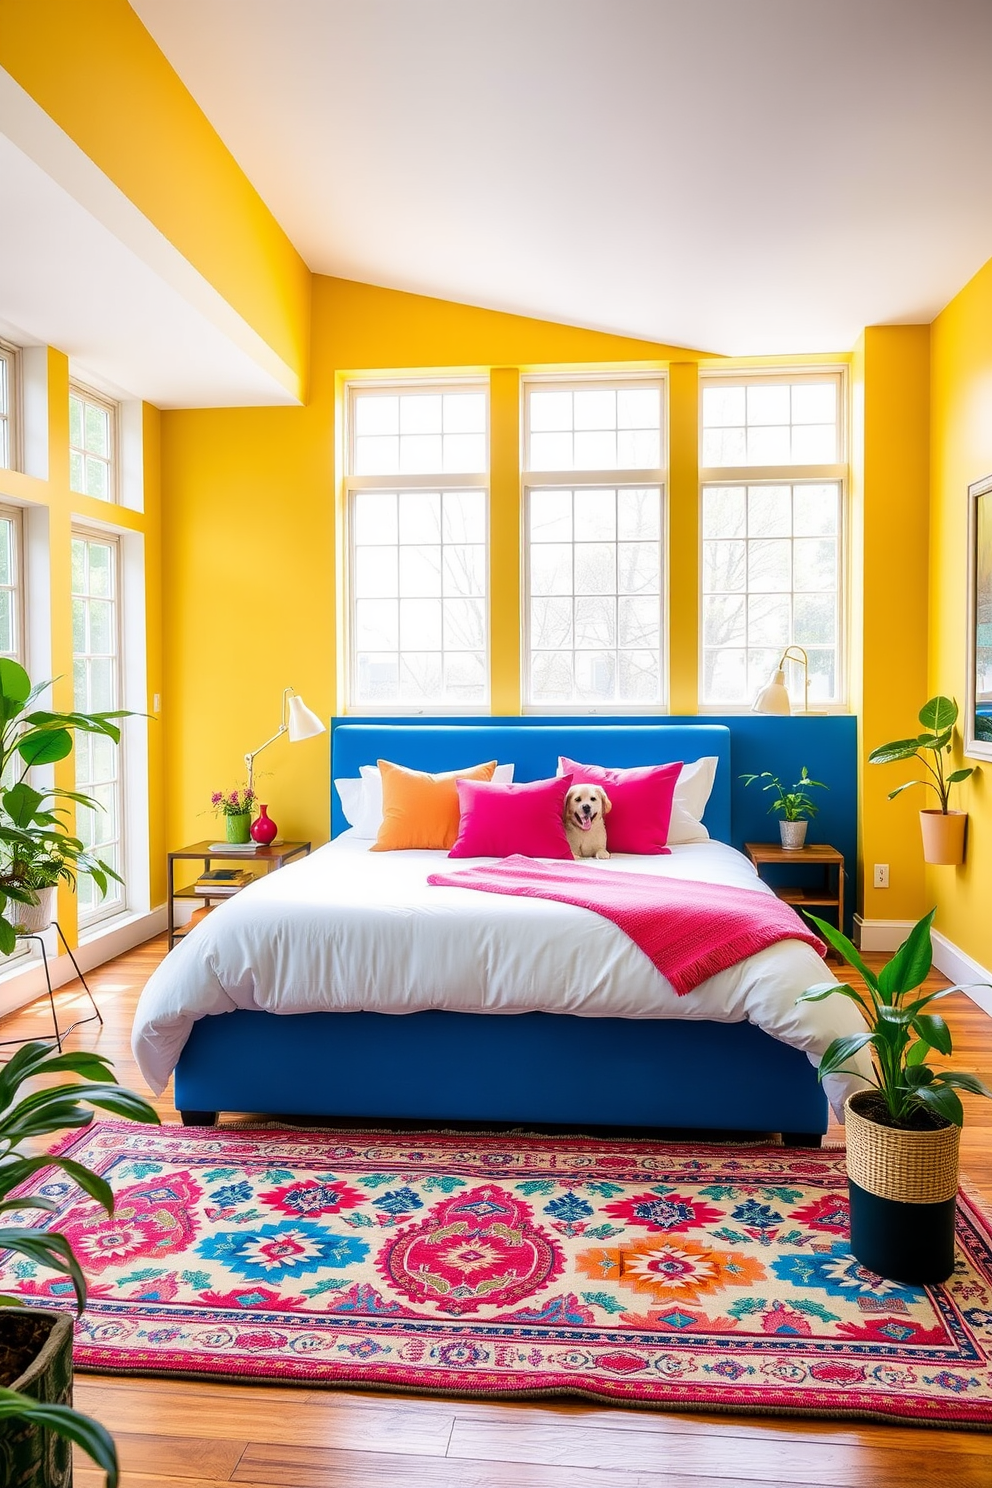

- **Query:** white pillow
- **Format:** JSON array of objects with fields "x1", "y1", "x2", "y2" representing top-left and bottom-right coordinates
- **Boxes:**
[
  {"x1": 335, "y1": 762, "x2": 515, "y2": 839},
  {"x1": 668, "y1": 756, "x2": 718, "y2": 844}
]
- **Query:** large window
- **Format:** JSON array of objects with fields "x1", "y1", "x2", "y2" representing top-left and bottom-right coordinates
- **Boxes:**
[
  {"x1": 347, "y1": 382, "x2": 489, "y2": 708},
  {"x1": 0, "y1": 342, "x2": 18, "y2": 471},
  {"x1": 700, "y1": 373, "x2": 845, "y2": 708},
  {"x1": 69, "y1": 384, "x2": 117, "y2": 503},
  {"x1": 0, "y1": 507, "x2": 23, "y2": 664},
  {"x1": 71, "y1": 532, "x2": 124, "y2": 925},
  {"x1": 523, "y1": 379, "x2": 666, "y2": 709}
]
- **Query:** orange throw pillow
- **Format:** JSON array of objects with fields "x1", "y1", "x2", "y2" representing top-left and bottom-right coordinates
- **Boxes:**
[{"x1": 370, "y1": 758, "x2": 498, "y2": 851}]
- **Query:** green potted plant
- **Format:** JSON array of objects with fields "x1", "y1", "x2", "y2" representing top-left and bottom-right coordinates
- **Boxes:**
[
  {"x1": 740, "y1": 766, "x2": 827, "y2": 850},
  {"x1": 868, "y1": 695, "x2": 975, "y2": 865},
  {"x1": 209, "y1": 785, "x2": 257, "y2": 845},
  {"x1": 799, "y1": 908, "x2": 992, "y2": 1283},
  {"x1": 0, "y1": 1040, "x2": 159, "y2": 1486},
  {"x1": 0, "y1": 659, "x2": 128, "y2": 948}
]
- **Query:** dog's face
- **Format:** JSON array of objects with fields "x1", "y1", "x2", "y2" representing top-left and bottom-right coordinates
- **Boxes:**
[{"x1": 565, "y1": 784, "x2": 612, "y2": 836}]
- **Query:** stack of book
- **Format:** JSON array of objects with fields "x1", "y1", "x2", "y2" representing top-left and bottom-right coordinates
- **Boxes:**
[{"x1": 194, "y1": 867, "x2": 256, "y2": 896}]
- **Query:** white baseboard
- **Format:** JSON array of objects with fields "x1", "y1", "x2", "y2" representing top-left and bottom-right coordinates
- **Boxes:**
[
  {"x1": 931, "y1": 930, "x2": 992, "y2": 1016},
  {"x1": 854, "y1": 916, "x2": 915, "y2": 952},
  {"x1": 0, "y1": 906, "x2": 167, "y2": 1020}
]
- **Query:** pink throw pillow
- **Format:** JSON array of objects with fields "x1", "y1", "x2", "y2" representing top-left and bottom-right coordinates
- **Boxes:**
[
  {"x1": 558, "y1": 756, "x2": 681, "y2": 854},
  {"x1": 449, "y1": 775, "x2": 574, "y2": 859}
]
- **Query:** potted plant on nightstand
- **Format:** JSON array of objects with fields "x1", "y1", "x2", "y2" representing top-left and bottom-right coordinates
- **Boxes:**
[
  {"x1": 799, "y1": 908, "x2": 992, "y2": 1283},
  {"x1": 740, "y1": 766, "x2": 827, "y2": 850},
  {"x1": 869, "y1": 695, "x2": 975, "y2": 865},
  {"x1": 0, "y1": 1041, "x2": 160, "y2": 1487}
]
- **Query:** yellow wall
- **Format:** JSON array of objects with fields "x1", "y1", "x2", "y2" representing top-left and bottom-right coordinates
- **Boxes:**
[
  {"x1": 0, "y1": 348, "x2": 163, "y2": 944},
  {"x1": 851, "y1": 326, "x2": 931, "y2": 924},
  {"x1": 0, "y1": 0, "x2": 311, "y2": 401},
  {"x1": 929, "y1": 257, "x2": 992, "y2": 963},
  {"x1": 162, "y1": 276, "x2": 706, "y2": 851}
]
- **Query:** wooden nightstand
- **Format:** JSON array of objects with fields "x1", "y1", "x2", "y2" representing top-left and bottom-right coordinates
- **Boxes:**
[
  {"x1": 167, "y1": 839, "x2": 311, "y2": 949},
  {"x1": 744, "y1": 841, "x2": 845, "y2": 953}
]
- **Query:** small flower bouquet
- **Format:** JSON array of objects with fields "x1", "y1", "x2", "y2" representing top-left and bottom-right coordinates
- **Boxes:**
[
  {"x1": 210, "y1": 785, "x2": 257, "y2": 817},
  {"x1": 210, "y1": 784, "x2": 257, "y2": 844}
]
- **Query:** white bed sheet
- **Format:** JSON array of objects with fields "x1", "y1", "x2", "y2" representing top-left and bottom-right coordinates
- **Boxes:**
[{"x1": 133, "y1": 834, "x2": 871, "y2": 1115}]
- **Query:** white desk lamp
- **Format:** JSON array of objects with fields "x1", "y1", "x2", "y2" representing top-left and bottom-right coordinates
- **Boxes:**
[
  {"x1": 245, "y1": 687, "x2": 325, "y2": 792},
  {"x1": 752, "y1": 645, "x2": 810, "y2": 715}
]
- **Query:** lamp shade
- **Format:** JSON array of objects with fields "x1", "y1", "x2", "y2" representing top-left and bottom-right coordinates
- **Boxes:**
[
  {"x1": 752, "y1": 669, "x2": 792, "y2": 715},
  {"x1": 287, "y1": 694, "x2": 326, "y2": 742}
]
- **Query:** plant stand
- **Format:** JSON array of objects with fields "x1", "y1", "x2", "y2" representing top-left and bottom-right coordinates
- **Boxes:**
[{"x1": 1, "y1": 922, "x2": 102, "y2": 1053}]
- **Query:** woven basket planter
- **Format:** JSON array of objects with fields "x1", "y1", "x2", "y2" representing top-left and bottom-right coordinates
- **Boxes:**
[
  {"x1": 0, "y1": 1308, "x2": 74, "y2": 1487},
  {"x1": 845, "y1": 1090, "x2": 960, "y2": 1284}
]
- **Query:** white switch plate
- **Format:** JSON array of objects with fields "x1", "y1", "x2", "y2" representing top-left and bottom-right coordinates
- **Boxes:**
[{"x1": 873, "y1": 863, "x2": 889, "y2": 888}]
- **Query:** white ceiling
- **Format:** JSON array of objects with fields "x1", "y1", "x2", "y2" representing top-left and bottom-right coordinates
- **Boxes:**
[{"x1": 131, "y1": 0, "x2": 992, "y2": 358}]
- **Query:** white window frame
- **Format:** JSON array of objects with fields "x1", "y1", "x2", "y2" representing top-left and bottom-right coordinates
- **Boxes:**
[
  {"x1": 71, "y1": 527, "x2": 126, "y2": 929},
  {"x1": 0, "y1": 503, "x2": 24, "y2": 665},
  {"x1": 522, "y1": 373, "x2": 668, "y2": 715},
  {"x1": 0, "y1": 340, "x2": 20, "y2": 473},
  {"x1": 698, "y1": 367, "x2": 848, "y2": 714},
  {"x1": 344, "y1": 378, "x2": 490, "y2": 715},
  {"x1": 69, "y1": 381, "x2": 118, "y2": 504}
]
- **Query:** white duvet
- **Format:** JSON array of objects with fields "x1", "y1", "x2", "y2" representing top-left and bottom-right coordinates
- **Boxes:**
[{"x1": 133, "y1": 834, "x2": 871, "y2": 1117}]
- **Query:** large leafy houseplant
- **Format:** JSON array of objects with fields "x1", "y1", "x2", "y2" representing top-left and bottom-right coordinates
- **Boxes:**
[
  {"x1": 868, "y1": 695, "x2": 974, "y2": 814},
  {"x1": 0, "y1": 1041, "x2": 159, "y2": 1485},
  {"x1": 0, "y1": 659, "x2": 128, "y2": 948},
  {"x1": 798, "y1": 908, "x2": 991, "y2": 1128}
]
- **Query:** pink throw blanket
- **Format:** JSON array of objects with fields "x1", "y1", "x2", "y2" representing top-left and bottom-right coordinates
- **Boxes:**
[{"x1": 426, "y1": 855, "x2": 826, "y2": 996}]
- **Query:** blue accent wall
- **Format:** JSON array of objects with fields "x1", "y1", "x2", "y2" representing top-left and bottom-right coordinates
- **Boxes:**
[{"x1": 331, "y1": 714, "x2": 858, "y2": 932}]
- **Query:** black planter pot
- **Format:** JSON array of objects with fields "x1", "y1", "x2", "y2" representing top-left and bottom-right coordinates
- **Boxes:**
[
  {"x1": 0, "y1": 1308, "x2": 74, "y2": 1488},
  {"x1": 845, "y1": 1091, "x2": 960, "y2": 1287},
  {"x1": 848, "y1": 1179, "x2": 957, "y2": 1285}
]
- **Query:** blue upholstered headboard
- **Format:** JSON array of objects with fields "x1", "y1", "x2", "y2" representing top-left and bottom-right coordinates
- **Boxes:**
[{"x1": 330, "y1": 722, "x2": 732, "y2": 841}]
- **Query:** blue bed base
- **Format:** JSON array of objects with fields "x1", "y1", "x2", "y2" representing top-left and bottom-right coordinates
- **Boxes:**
[{"x1": 174, "y1": 719, "x2": 834, "y2": 1139}]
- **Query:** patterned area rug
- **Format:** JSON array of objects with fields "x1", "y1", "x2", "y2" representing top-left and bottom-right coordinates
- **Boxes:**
[{"x1": 3, "y1": 1123, "x2": 992, "y2": 1427}]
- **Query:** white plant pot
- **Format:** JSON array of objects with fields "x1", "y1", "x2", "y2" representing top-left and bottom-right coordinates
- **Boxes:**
[
  {"x1": 779, "y1": 820, "x2": 808, "y2": 851},
  {"x1": 15, "y1": 887, "x2": 56, "y2": 934}
]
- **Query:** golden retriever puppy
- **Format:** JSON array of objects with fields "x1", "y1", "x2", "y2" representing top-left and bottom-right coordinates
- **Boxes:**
[{"x1": 564, "y1": 784, "x2": 612, "y2": 859}]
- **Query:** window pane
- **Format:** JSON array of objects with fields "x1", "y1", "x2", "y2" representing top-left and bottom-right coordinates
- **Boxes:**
[
  {"x1": 352, "y1": 386, "x2": 487, "y2": 476},
  {"x1": 526, "y1": 486, "x2": 663, "y2": 707},
  {"x1": 69, "y1": 388, "x2": 115, "y2": 502},
  {"x1": 350, "y1": 484, "x2": 489, "y2": 707},
  {"x1": 526, "y1": 381, "x2": 663, "y2": 473},
  {"x1": 71, "y1": 533, "x2": 123, "y2": 926},
  {"x1": 701, "y1": 479, "x2": 843, "y2": 705},
  {"x1": 702, "y1": 376, "x2": 841, "y2": 469}
]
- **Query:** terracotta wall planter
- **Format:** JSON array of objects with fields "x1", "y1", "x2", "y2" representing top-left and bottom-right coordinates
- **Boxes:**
[{"x1": 919, "y1": 809, "x2": 967, "y2": 865}]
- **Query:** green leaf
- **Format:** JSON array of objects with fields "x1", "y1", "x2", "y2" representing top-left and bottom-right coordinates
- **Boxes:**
[
  {"x1": 919, "y1": 695, "x2": 958, "y2": 732},
  {"x1": 947, "y1": 768, "x2": 974, "y2": 785},
  {"x1": 887, "y1": 780, "x2": 928, "y2": 800},
  {"x1": 0, "y1": 1387, "x2": 118, "y2": 1487},
  {"x1": 912, "y1": 1012, "x2": 952, "y2": 1056},
  {"x1": 803, "y1": 912, "x2": 879, "y2": 992},
  {"x1": 902, "y1": 1063, "x2": 935, "y2": 1086},
  {"x1": 915, "y1": 1083, "x2": 965, "y2": 1126},
  {"x1": 0, "y1": 1229, "x2": 88, "y2": 1310},
  {"x1": 1, "y1": 782, "x2": 44, "y2": 827},
  {"x1": 817, "y1": 1032, "x2": 874, "y2": 1079},
  {"x1": 0, "y1": 918, "x2": 16, "y2": 956},
  {"x1": 877, "y1": 909, "x2": 935, "y2": 999},
  {"x1": 937, "y1": 1070, "x2": 992, "y2": 1098},
  {"x1": 0, "y1": 659, "x2": 31, "y2": 716},
  {"x1": 868, "y1": 738, "x2": 922, "y2": 765},
  {"x1": 906, "y1": 1039, "x2": 931, "y2": 1066},
  {"x1": 16, "y1": 729, "x2": 73, "y2": 767},
  {"x1": 0, "y1": 1153, "x2": 113, "y2": 1211}
]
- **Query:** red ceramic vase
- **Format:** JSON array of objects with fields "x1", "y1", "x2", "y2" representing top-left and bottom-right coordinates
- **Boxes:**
[{"x1": 250, "y1": 804, "x2": 278, "y2": 845}]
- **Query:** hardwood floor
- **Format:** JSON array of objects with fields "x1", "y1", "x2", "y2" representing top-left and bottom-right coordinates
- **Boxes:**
[{"x1": 3, "y1": 935, "x2": 991, "y2": 1486}]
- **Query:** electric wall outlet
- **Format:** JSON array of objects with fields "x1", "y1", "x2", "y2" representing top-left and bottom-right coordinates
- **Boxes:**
[{"x1": 873, "y1": 863, "x2": 889, "y2": 888}]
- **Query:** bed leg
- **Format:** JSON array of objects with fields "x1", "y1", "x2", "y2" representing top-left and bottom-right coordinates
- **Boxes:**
[
  {"x1": 180, "y1": 1110, "x2": 218, "y2": 1127},
  {"x1": 782, "y1": 1131, "x2": 823, "y2": 1148}
]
